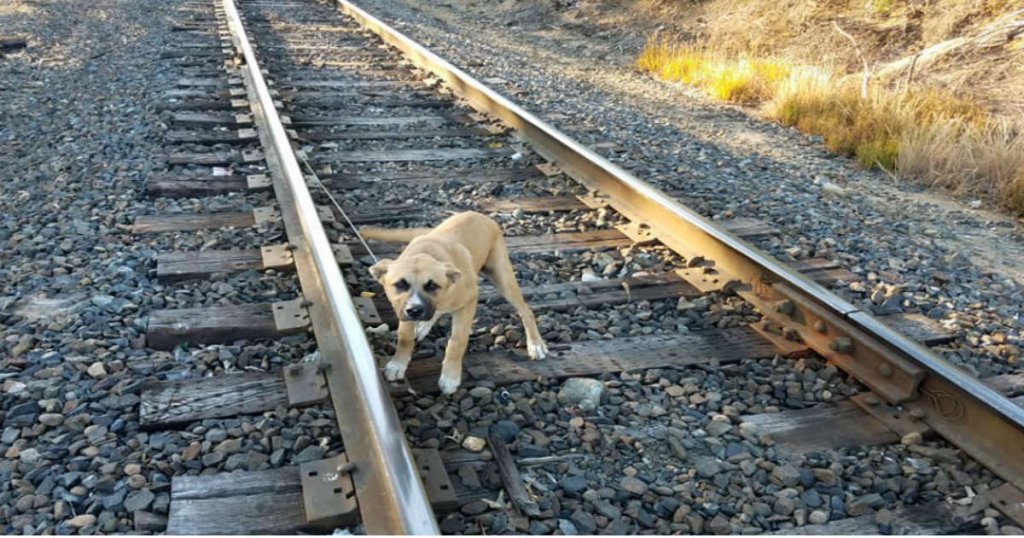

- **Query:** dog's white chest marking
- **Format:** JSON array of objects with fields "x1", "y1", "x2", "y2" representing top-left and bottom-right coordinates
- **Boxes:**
[{"x1": 415, "y1": 313, "x2": 439, "y2": 341}]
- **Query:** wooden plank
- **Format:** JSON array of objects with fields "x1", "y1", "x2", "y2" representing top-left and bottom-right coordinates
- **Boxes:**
[
  {"x1": 167, "y1": 453, "x2": 462, "y2": 534},
  {"x1": 351, "y1": 229, "x2": 630, "y2": 257},
  {"x1": 140, "y1": 373, "x2": 289, "y2": 427},
  {"x1": 165, "y1": 129, "x2": 257, "y2": 145},
  {"x1": 172, "y1": 466, "x2": 298, "y2": 499},
  {"x1": 165, "y1": 150, "x2": 256, "y2": 166},
  {"x1": 789, "y1": 258, "x2": 842, "y2": 272},
  {"x1": 176, "y1": 77, "x2": 236, "y2": 87},
  {"x1": 161, "y1": 48, "x2": 229, "y2": 58},
  {"x1": 143, "y1": 328, "x2": 776, "y2": 422},
  {"x1": 156, "y1": 249, "x2": 264, "y2": 280},
  {"x1": 882, "y1": 313, "x2": 957, "y2": 346},
  {"x1": 145, "y1": 176, "x2": 262, "y2": 198},
  {"x1": 168, "y1": 492, "x2": 306, "y2": 534},
  {"x1": 403, "y1": 327, "x2": 778, "y2": 393},
  {"x1": 319, "y1": 166, "x2": 540, "y2": 189},
  {"x1": 802, "y1": 267, "x2": 862, "y2": 285},
  {"x1": 280, "y1": 88, "x2": 433, "y2": 99},
  {"x1": 282, "y1": 79, "x2": 421, "y2": 89},
  {"x1": 289, "y1": 114, "x2": 454, "y2": 127},
  {"x1": 172, "y1": 111, "x2": 252, "y2": 127},
  {"x1": 741, "y1": 400, "x2": 899, "y2": 454},
  {"x1": 155, "y1": 244, "x2": 352, "y2": 280},
  {"x1": 290, "y1": 97, "x2": 451, "y2": 109},
  {"x1": 372, "y1": 272, "x2": 703, "y2": 327},
  {"x1": 159, "y1": 99, "x2": 240, "y2": 112},
  {"x1": 302, "y1": 127, "x2": 488, "y2": 141},
  {"x1": 131, "y1": 211, "x2": 255, "y2": 233},
  {"x1": 164, "y1": 88, "x2": 239, "y2": 99},
  {"x1": 442, "y1": 218, "x2": 772, "y2": 254},
  {"x1": 314, "y1": 147, "x2": 509, "y2": 163},
  {"x1": 478, "y1": 195, "x2": 587, "y2": 213},
  {"x1": 486, "y1": 435, "x2": 540, "y2": 516},
  {"x1": 146, "y1": 302, "x2": 306, "y2": 350}
]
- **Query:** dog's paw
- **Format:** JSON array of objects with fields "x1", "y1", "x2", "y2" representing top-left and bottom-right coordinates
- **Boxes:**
[
  {"x1": 437, "y1": 369, "x2": 462, "y2": 395},
  {"x1": 383, "y1": 360, "x2": 408, "y2": 381},
  {"x1": 528, "y1": 340, "x2": 549, "y2": 361},
  {"x1": 414, "y1": 319, "x2": 436, "y2": 342}
]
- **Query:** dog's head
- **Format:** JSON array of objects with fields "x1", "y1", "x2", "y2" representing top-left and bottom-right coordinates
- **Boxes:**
[{"x1": 369, "y1": 254, "x2": 461, "y2": 321}]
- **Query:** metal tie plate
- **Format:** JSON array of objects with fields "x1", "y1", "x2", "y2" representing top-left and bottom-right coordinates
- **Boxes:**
[
  {"x1": 284, "y1": 362, "x2": 329, "y2": 407},
  {"x1": 260, "y1": 244, "x2": 294, "y2": 270},
  {"x1": 272, "y1": 299, "x2": 311, "y2": 332},
  {"x1": 300, "y1": 454, "x2": 359, "y2": 530}
]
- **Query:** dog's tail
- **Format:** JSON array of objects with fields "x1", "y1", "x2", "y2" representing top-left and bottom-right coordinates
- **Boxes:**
[{"x1": 359, "y1": 226, "x2": 432, "y2": 243}]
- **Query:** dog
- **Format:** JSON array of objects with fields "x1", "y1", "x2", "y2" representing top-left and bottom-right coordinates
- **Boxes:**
[{"x1": 363, "y1": 211, "x2": 548, "y2": 394}]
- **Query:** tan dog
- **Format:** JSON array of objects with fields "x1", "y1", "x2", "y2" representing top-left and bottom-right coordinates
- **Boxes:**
[{"x1": 364, "y1": 211, "x2": 548, "y2": 394}]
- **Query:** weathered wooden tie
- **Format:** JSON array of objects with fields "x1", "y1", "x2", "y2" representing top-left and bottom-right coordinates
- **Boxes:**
[
  {"x1": 145, "y1": 174, "x2": 272, "y2": 198},
  {"x1": 164, "y1": 449, "x2": 456, "y2": 534},
  {"x1": 154, "y1": 243, "x2": 353, "y2": 281},
  {"x1": 146, "y1": 299, "x2": 311, "y2": 350}
]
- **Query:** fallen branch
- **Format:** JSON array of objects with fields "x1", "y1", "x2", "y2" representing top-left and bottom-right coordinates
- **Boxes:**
[
  {"x1": 832, "y1": 21, "x2": 871, "y2": 99},
  {"x1": 875, "y1": 9, "x2": 1024, "y2": 80},
  {"x1": 487, "y1": 434, "x2": 541, "y2": 516}
]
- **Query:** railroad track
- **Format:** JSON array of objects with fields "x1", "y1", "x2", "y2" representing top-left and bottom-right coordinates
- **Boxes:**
[{"x1": 130, "y1": 0, "x2": 1024, "y2": 533}]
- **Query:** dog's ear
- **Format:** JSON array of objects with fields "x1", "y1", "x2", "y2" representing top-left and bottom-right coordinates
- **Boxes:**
[
  {"x1": 368, "y1": 259, "x2": 393, "y2": 282},
  {"x1": 443, "y1": 263, "x2": 461, "y2": 284}
]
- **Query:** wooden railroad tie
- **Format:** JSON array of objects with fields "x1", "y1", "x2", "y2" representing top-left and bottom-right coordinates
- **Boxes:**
[
  {"x1": 164, "y1": 449, "x2": 457, "y2": 534},
  {"x1": 130, "y1": 205, "x2": 334, "y2": 234}
]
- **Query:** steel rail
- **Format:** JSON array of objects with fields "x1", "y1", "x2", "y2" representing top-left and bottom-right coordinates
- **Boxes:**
[
  {"x1": 220, "y1": 0, "x2": 440, "y2": 533},
  {"x1": 337, "y1": 0, "x2": 1024, "y2": 492}
]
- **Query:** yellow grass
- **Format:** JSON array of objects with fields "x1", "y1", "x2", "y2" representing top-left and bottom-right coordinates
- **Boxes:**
[{"x1": 636, "y1": 37, "x2": 1024, "y2": 213}]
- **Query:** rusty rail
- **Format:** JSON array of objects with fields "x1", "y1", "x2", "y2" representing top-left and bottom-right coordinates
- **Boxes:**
[
  {"x1": 337, "y1": 0, "x2": 1024, "y2": 495},
  {"x1": 220, "y1": 0, "x2": 440, "y2": 533}
]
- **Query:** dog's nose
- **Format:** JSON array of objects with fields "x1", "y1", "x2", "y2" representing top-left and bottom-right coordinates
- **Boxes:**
[{"x1": 405, "y1": 304, "x2": 425, "y2": 319}]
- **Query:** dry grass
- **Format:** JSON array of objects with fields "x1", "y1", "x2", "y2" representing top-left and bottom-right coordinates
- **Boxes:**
[{"x1": 637, "y1": 37, "x2": 1024, "y2": 214}]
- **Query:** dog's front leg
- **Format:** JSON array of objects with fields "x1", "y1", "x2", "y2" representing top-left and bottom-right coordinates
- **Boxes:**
[
  {"x1": 438, "y1": 304, "x2": 476, "y2": 395},
  {"x1": 383, "y1": 321, "x2": 416, "y2": 381}
]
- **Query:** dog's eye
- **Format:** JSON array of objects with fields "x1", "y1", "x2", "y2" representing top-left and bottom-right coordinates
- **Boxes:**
[
  {"x1": 394, "y1": 279, "x2": 410, "y2": 292},
  {"x1": 423, "y1": 280, "x2": 439, "y2": 293}
]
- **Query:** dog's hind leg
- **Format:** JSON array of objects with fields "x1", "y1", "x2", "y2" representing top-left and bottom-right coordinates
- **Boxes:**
[
  {"x1": 383, "y1": 321, "x2": 415, "y2": 381},
  {"x1": 483, "y1": 237, "x2": 548, "y2": 360},
  {"x1": 438, "y1": 303, "x2": 476, "y2": 395}
]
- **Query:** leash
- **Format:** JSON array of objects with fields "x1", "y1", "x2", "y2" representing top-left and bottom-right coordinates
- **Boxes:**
[{"x1": 295, "y1": 152, "x2": 380, "y2": 264}]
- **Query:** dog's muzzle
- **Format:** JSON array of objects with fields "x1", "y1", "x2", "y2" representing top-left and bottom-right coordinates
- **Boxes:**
[{"x1": 402, "y1": 292, "x2": 434, "y2": 321}]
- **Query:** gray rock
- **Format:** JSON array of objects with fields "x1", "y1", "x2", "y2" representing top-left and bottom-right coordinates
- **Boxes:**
[
  {"x1": 620, "y1": 476, "x2": 648, "y2": 495},
  {"x1": 558, "y1": 519, "x2": 579, "y2": 535},
  {"x1": 124, "y1": 488, "x2": 155, "y2": 512},
  {"x1": 38, "y1": 413, "x2": 64, "y2": 427},
  {"x1": 559, "y1": 475, "x2": 588, "y2": 495},
  {"x1": 460, "y1": 500, "x2": 488, "y2": 516},
  {"x1": 294, "y1": 445, "x2": 325, "y2": 463},
  {"x1": 134, "y1": 511, "x2": 168, "y2": 533},
  {"x1": 489, "y1": 420, "x2": 519, "y2": 443},
  {"x1": 19, "y1": 448, "x2": 41, "y2": 465},
  {"x1": 772, "y1": 464, "x2": 801, "y2": 487},
  {"x1": 694, "y1": 457, "x2": 722, "y2": 478},
  {"x1": 709, "y1": 513, "x2": 731, "y2": 535},
  {"x1": 570, "y1": 510, "x2": 597, "y2": 533},
  {"x1": 557, "y1": 378, "x2": 604, "y2": 411},
  {"x1": 847, "y1": 493, "x2": 884, "y2": 516},
  {"x1": 705, "y1": 420, "x2": 732, "y2": 437},
  {"x1": 593, "y1": 499, "x2": 622, "y2": 519},
  {"x1": 809, "y1": 509, "x2": 829, "y2": 524}
]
